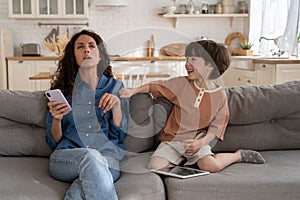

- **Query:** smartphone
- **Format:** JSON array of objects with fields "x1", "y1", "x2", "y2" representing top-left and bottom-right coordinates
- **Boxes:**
[{"x1": 45, "y1": 89, "x2": 72, "y2": 112}]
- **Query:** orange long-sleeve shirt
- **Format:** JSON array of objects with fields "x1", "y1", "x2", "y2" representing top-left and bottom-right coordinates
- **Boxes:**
[{"x1": 149, "y1": 76, "x2": 229, "y2": 142}]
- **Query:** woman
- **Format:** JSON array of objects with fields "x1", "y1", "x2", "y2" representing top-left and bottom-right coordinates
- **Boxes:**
[{"x1": 45, "y1": 30, "x2": 128, "y2": 200}]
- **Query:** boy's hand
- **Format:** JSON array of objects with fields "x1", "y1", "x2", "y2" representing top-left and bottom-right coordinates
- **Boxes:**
[
  {"x1": 183, "y1": 139, "x2": 202, "y2": 156},
  {"x1": 119, "y1": 88, "x2": 134, "y2": 98}
]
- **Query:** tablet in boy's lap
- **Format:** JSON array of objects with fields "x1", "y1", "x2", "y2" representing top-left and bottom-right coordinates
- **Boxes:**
[{"x1": 151, "y1": 166, "x2": 209, "y2": 179}]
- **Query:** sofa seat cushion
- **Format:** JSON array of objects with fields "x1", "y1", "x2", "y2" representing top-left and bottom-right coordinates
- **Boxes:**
[
  {"x1": 0, "y1": 153, "x2": 165, "y2": 200},
  {"x1": 117, "y1": 152, "x2": 166, "y2": 200},
  {"x1": 0, "y1": 118, "x2": 51, "y2": 157},
  {"x1": 0, "y1": 157, "x2": 69, "y2": 200},
  {"x1": 163, "y1": 150, "x2": 300, "y2": 200},
  {"x1": 116, "y1": 172, "x2": 165, "y2": 200}
]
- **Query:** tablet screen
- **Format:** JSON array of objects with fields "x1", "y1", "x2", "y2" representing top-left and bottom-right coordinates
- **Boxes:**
[{"x1": 151, "y1": 166, "x2": 209, "y2": 179}]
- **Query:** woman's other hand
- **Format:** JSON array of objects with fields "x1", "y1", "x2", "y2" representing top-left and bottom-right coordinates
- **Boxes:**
[
  {"x1": 99, "y1": 93, "x2": 120, "y2": 113},
  {"x1": 48, "y1": 101, "x2": 70, "y2": 120}
]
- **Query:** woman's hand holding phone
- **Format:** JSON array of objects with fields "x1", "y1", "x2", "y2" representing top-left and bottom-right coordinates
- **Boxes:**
[
  {"x1": 47, "y1": 101, "x2": 70, "y2": 120},
  {"x1": 45, "y1": 89, "x2": 71, "y2": 120}
]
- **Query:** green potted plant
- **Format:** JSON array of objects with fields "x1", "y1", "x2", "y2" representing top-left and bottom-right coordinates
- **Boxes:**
[{"x1": 240, "y1": 41, "x2": 253, "y2": 56}]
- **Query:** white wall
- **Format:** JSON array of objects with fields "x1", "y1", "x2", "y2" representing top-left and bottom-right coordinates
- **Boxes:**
[{"x1": 0, "y1": 0, "x2": 248, "y2": 56}]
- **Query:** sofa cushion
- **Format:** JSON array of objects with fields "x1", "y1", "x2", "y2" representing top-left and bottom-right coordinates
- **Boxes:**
[
  {"x1": 153, "y1": 97, "x2": 173, "y2": 148},
  {"x1": 226, "y1": 80, "x2": 300, "y2": 125},
  {"x1": 0, "y1": 157, "x2": 69, "y2": 200},
  {"x1": 214, "y1": 80, "x2": 300, "y2": 152},
  {"x1": 164, "y1": 150, "x2": 300, "y2": 200},
  {"x1": 0, "y1": 89, "x2": 48, "y2": 128},
  {"x1": 124, "y1": 93, "x2": 155, "y2": 153},
  {"x1": 0, "y1": 117, "x2": 51, "y2": 157},
  {"x1": 118, "y1": 152, "x2": 165, "y2": 200},
  {"x1": 116, "y1": 172, "x2": 166, "y2": 200},
  {"x1": 0, "y1": 155, "x2": 165, "y2": 200}
]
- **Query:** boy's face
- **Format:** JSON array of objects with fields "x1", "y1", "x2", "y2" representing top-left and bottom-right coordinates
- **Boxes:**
[{"x1": 185, "y1": 56, "x2": 212, "y2": 80}]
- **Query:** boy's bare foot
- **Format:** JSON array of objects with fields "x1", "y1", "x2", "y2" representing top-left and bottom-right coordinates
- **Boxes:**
[{"x1": 239, "y1": 149, "x2": 265, "y2": 164}]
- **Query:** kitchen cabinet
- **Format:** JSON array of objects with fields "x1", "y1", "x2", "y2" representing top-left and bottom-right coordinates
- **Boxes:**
[
  {"x1": 7, "y1": 59, "x2": 57, "y2": 91},
  {"x1": 222, "y1": 57, "x2": 255, "y2": 87},
  {"x1": 254, "y1": 63, "x2": 275, "y2": 85},
  {"x1": 8, "y1": 60, "x2": 36, "y2": 91},
  {"x1": 225, "y1": 58, "x2": 300, "y2": 87},
  {"x1": 276, "y1": 64, "x2": 300, "y2": 84},
  {"x1": 8, "y1": 0, "x2": 88, "y2": 19},
  {"x1": 8, "y1": 0, "x2": 35, "y2": 18},
  {"x1": 234, "y1": 68, "x2": 256, "y2": 86}
]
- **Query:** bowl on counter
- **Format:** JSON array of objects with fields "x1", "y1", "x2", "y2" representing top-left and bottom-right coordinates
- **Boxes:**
[{"x1": 162, "y1": 6, "x2": 177, "y2": 14}]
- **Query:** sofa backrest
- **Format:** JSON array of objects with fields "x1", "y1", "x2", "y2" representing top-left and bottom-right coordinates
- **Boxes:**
[
  {"x1": 214, "y1": 80, "x2": 300, "y2": 152},
  {"x1": 126, "y1": 80, "x2": 300, "y2": 153},
  {"x1": 0, "y1": 89, "x2": 51, "y2": 157},
  {"x1": 1, "y1": 80, "x2": 300, "y2": 157}
]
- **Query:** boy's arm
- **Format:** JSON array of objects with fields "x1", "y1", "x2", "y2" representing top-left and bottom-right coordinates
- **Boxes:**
[{"x1": 119, "y1": 83, "x2": 150, "y2": 98}]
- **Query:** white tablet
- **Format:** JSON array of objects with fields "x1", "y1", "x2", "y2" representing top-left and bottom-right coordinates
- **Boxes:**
[{"x1": 151, "y1": 166, "x2": 209, "y2": 179}]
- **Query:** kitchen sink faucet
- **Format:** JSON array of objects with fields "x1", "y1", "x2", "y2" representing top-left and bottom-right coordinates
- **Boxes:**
[{"x1": 259, "y1": 36, "x2": 285, "y2": 57}]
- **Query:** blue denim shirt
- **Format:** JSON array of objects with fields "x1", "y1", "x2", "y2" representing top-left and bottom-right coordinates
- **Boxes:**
[{"x1": 46, "y1": 75, "x2": 129, "y2": 160}]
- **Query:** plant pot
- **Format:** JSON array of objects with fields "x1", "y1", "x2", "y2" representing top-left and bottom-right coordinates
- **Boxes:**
[{"x1": 238, "y1": 49, "x2": 253, "y2": 56}]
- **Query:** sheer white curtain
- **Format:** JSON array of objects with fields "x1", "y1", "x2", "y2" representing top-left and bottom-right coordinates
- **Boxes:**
[
  {"x1": 280, "y1": 1, "x2": 300, "y2": 56},
  {"x1": 248, "y1": 0, "x2": 289, "y2": 54}
]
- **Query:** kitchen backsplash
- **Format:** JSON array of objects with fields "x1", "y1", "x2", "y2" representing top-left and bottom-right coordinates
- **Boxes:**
[{"x1": 0, "y1": 0, "x2": 248, "y2": 56}]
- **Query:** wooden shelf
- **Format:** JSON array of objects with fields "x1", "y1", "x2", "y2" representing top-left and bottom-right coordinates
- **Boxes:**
[
  {"x1": 162, "y1": 13, "x2": 248, "y2": 27},
  {"x1": 29, "y1": 72, "x2": 53, "y2": 80}
]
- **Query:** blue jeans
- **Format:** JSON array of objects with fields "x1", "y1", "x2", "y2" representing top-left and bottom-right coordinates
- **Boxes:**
[{"x1": 49, "y1": 148, "x2": 120, "y2": 200}]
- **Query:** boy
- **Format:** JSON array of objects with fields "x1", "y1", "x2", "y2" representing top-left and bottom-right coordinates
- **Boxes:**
[{"x1": 119, "y1": 40, "x2": 264, "y2": 172}]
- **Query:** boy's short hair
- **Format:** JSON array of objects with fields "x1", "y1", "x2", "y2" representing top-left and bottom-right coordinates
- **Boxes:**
[{"x1": 185, "y1": 40, "x2": 231, "y2": 79}]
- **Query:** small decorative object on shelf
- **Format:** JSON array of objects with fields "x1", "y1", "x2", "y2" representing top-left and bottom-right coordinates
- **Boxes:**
[
  {"x1": 44, "y1": 33, "x2": 69, "y2": 57},
  {"x1": 194, "y1": 6, "x2": 200, "y2": 14},
  {"x1": 186, "y1": 0, "x2": 195, "y2": 14},
  {"x1": 208, "y1": 4, "x2": 216, "y2": 14},
  {"x1": 201, "y1": 3, "x2": 208, "y2": 14},
  {"x1": 162, "y1": 6, "x2": 177, "y2": 14},
  {"x1": 238, "y1": 0, "x2": 248, "y2": 13},
  {"x1": 179, "y1": 4, "x2": 187, "y2": 14},
  {"x1": 215, "y1": 4, "x2": 223, "y2": 14}
]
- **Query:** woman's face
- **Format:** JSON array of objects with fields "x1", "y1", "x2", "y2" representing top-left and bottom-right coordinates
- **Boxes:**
[
  {"x1": 185, "y1": 56, "x2": 212, "y2": 80},
  {"x1": 74, "y1": 34, "x2": 101, "y2": 68}
]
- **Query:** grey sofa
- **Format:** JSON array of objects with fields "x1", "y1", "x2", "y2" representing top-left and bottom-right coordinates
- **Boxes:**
[{"x1": 1, "y1": 80, "x2": 300, "y2": 200}]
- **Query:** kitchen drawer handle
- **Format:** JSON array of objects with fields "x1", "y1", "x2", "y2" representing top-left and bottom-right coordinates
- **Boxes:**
[
  {"x1": 18, "y1": 60, "x2": 24, "y2": 63},
  {"x1": 247, "y1": 79, "x2": 251, "y2": 83},
  {"x1": 262, "y1": 64, "x2": 266, "y2": 68}
]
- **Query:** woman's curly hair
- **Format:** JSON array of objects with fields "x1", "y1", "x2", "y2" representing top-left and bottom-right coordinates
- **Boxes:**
[{"x1": 50, "y1": 30, "x2": 113, "y2": 95}]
